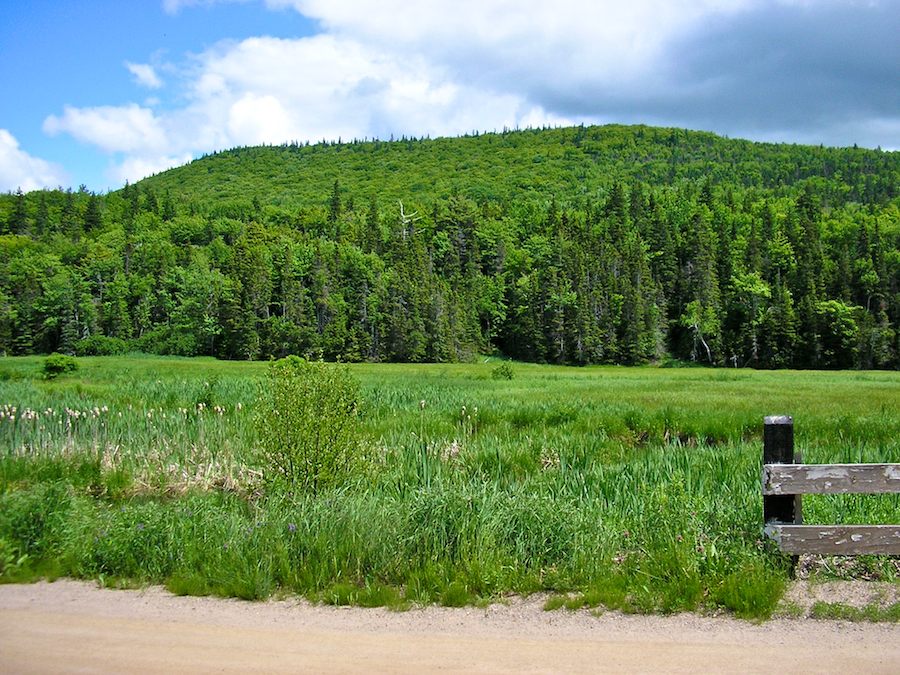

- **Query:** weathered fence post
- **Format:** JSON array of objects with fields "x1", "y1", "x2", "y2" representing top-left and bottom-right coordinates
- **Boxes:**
[
  {"x1": 763, "y1": 415, "x2": 800, "y2": 526},
  {"x1": 763, "y1": 415, "x2": 800, "y2": 573}
]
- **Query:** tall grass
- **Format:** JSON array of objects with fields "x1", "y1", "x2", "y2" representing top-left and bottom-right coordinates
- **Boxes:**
[{"x1": 2, "y1": 356, "x2": 900, "y2": 618}]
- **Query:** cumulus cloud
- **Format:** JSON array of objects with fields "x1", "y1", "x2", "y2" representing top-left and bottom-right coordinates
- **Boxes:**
[
  {"x1": 43, "y1": 103, "x2": 168, "y2": 154},
  {"x1": 287, "y1": 0, "x2": 745, "y2": 74},
  {"x1": 0, "y1": 129, "x2": 70, "y2": 193},
  {"x1": 106, "y1": 153, "x2": 195, "y2": 186},
  {"x1": 43, "y1": 104, "x2": 175, "y2": 184},
  {"x1": 182, "y1": 34, "x2": 534, "y2": 143},
  {"x1": 125, "y1": 62, "x2": 164, "y2": 89}
]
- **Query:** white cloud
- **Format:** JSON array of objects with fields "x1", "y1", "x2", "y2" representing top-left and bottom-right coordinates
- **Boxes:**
[
  {"x1": 125, "y1": 62, "x2": 164, "y2": 89},
  {"x1": 162, "y1": 0, "x2": 246, "y2": 14},
  {"x1": 43, "y1": 104, "x2": 168, "y2": 154},
  {"x1": 107, "y1": 153, "x2": 195, "y2": 185},
  {"x1": 43, "y1": 104, "x2": 180, "y2": 185},
  {"x1": 161, "y1": 0, "x2": 764, "y2": 99},
  {"x1": 277, "y1": 0, "x2": 756, "y2": 82},
  {"x1": 163, "y1": 0, "x2": 195, "y2": 12},
  {"x1": 226, "y1": 94, "x2": 293, "y2": 145},
  {"x1": 0, "y1": 129, "x2": 70, "y2": 193},
  {"x1": 183, "y1": 33, "x2": 555, "y2": 143}
]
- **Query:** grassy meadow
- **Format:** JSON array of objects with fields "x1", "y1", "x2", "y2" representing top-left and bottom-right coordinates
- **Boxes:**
[{"x1": 2, "y1": 355, "x2": 900, "y2": 619}]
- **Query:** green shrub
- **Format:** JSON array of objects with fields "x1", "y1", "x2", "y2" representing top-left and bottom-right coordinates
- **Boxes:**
[
  {"x1": 42, "y1": 353, "x2": 78, "y2": 379},
  {"x1": 74, "y1": 335, "x2": 129, "y2": 356},
  {"x1": 256, "y1": 356, "x2": 362, "y2": 495},
  {"x1": 491, "y1": 362, "x2": 515, "y2": 380}
]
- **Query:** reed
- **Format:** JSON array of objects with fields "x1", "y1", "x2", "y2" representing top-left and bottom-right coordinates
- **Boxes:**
[{"x1": 2, "y1": 356, "x2": 899, "y2": 619}]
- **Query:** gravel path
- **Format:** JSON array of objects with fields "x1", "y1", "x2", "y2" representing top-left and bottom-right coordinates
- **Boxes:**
[{"x1": 2, "y1": 579, "x2": 899, "y2": 674}]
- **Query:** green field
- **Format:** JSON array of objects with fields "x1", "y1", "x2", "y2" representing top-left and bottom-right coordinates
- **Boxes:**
[{"x1": 2, "y1": 356, "x2": 900, "y2": 618}]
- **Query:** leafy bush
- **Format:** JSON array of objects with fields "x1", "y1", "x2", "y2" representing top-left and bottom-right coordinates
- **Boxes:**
[
  {"x1": 256, "y1": 356, "x2": 362, "y2": 495},
  {"x1": 74, "y1": 335, "x2": 129, "y2": 356},
  {"x1": 42, "y1": 353, "x2": 78, "y2": 379},
  {"x1": 491, "y1": 362, "x2": 515, "y2": 380}
]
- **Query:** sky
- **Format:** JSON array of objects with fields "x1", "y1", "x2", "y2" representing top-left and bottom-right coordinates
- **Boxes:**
[{"x1": 2, "y1": 0, "x2": 900, "y2": 194}]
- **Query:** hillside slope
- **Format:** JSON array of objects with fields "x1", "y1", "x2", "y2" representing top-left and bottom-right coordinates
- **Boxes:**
[
  {"x1": 1, "y1": 124, "x2": 899, "y2": 367},
  {"x1": 142, "y1": 124, "x2": 899, "y2": 211}
]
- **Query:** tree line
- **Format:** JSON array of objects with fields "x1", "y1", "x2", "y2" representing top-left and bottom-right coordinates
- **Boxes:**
[{"x1": 1, "y1": 125, "x2": 899, "y2": 368}]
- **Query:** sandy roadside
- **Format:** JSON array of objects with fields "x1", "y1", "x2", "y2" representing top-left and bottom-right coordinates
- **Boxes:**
[{"x1": 1, "y1": 579, "x2": 899, "y2": 674}]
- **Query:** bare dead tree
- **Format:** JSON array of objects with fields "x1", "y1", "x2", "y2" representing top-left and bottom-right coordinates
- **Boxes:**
[{"x1": 398, "y1": 200, "x2": 421, "y2": 242}]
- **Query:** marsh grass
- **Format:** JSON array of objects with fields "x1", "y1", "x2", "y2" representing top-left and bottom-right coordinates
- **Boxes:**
[{"x1": 2, "y1": 356, "x2": 900, "y2": 618}]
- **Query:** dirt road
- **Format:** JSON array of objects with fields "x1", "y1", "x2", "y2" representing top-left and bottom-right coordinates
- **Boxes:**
[{"x1": 2, "y1": 579, "x2": 899, "y2": 674}]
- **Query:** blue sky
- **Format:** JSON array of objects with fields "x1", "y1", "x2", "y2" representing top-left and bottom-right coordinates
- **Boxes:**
[{"x1": 2, "y1": 0, "x2": 900, "y2": 193}]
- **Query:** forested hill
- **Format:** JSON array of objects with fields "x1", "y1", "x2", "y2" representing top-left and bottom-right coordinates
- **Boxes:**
[
  {"x1": 146, "y1": 124, "x2": 900, "y2": 212},
  {"x1": 2, "y1": 124, "x2": 900, "y2": 368}
]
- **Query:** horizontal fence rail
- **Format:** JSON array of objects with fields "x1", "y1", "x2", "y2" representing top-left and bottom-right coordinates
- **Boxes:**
[
  {"x1": 762, "y1": 415, "x2": 900, "y2": 557},
  {"x1": 763, "y1": 463, "x2": 900, "y2": 496},
  {"x1": 763, "y1": 524, "x2": 900, "y2": 556}
]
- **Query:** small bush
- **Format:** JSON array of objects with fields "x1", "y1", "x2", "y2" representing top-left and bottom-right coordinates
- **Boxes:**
[
  {"x1": 491, "y1": 362, "x2": 515, "y2": 380},
  {"x1": 74, "y1": 335, "x2": 129, "y2": 356},
  {"x1": 42, "y1": 353, "x2": 78, "y2": 379},
  {"x1": 256, "y1": 356, "x2": 362, "y2": 495}
]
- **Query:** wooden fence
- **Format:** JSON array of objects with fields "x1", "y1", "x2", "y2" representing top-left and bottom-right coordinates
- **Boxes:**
[{"x1": 762, "y1": 415, "x2": 900, "y2": 556}]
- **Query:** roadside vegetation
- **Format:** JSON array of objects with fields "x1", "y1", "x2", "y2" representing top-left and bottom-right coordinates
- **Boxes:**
[{"x1": 2, "y1": 356, "x2": 900, "y2": 620}]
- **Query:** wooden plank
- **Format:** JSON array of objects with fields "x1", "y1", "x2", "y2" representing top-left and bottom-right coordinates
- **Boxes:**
[
  {"x1": 762, "y1": 463, "x2": 900, "y2": 495},
  {"x1": 764, "y1": 524, "x2": 900, "y2": 555}
]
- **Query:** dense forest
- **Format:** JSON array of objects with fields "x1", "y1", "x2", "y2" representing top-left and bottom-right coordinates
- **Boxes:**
[{"x1": 2, "y1": 124, "x2": 900, "y2": 368}]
